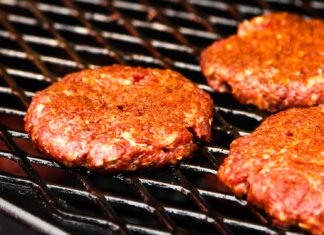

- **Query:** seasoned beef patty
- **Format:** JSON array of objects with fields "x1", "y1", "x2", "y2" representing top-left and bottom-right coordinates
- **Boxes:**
[
  {"x1": 201, "y1": 12, "x2": 324, "y2": 112},
  {"x1": 25, "y1": 65, "x2": 214, "y2": 173},
  {"x1": 218, "y1": 107, "x2": 324, "y2": 234}
]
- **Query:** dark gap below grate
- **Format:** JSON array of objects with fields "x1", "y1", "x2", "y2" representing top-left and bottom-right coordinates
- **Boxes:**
[
  {"x1": 203, "y1": 172, "x2": 233, "y2": 193},
  {"x1": 180, "y1": 170, "x2": 224, "y2": 191},
  {"x1": 212, "y1": 153, "x2": 227, "y2": 167},
  {"x1": 122, "y1": 59, "x2": 164, "y2": 69},
  {"x1": 181, "y1": 151, "x2": 215, "y2": 169},
  {"x1": 172, "y1": 69, "x2": 206, "y2": 84},
  {"x1": 0, "y1": 182, "x2": 114, "y2": 235},
  {"x1": 78, "y1": 51, "x2": 118, "y2": 67},
  {"x1": 26, "y1": 43, "x2": 74, "y2": 61},
  {"x1": 43, "y1": 61, "x2": 81, "y2": 77},
  {"x1": 109, "y1": 201, "x2": 165, "y2": 229},
  {"x1": 116, "y1": 9, "x2": 149, "y2": 22},
  {"x1": 104, "y1": 38, "x2": 152, "y2": 56},
  {"x1": 312, "y1": 6, "x2": 324, "y2": 19},
  {"x1": 13, "y1": 137, "x2": 46, "y2": 158},
  {"x1": 226, "y1": 0, "x2": 261, "y2": 8},
  {"x1": 42, "y1": 12, "x2": 85, "y2": 27},
  {"x1": 145, "y1": 184, "x2": 201, "y2": 212},
  {"x1": 0, "y1": 93, "x2": 24, "y2": 110},
  {"x1": 203, "y1": 196, "x2": 257, "y2": 223},
  {"x1": 164, "y1": 16, "x2": 208, "y2": 31},
  {"x1": 186, "y1": 35, "x2": 215, "y2": 48},
  {"x1": 89, "y1": 173, "x2": 141, "y2": 200},
  {"x1": 116, "y1": 0, "x2": 138, "y2": 2},
  {"x1": 0, "y1": 74, "x2": 10, "y2": 87},
  {"x1": 31, "y1": 163, "x2": 85, "y2": 188},
  {"x1": 218, "y1": 111, "x2": 262, "y2": 131},
  {"x1": 227, "y1": 224, "x2": 270, "y2": 235},
  {"x1": 0, "y1": 207, "x2": 38, "y2": 235},
  {"x1": 57, "y1": 29, "x2": 104, "y2": 48},
  {"x1": 169, "y1": 212, "x2": 220, "y2": 235},
  {"x1": 11, "y1": 74, "x2": 50, "y2": 92},
  {"x1": 210, "y1": 92, "x2": 248, "y2": 110},
  {"x1": 0, "y1": 54, "x2": 42, "y2": 74},
  {"x1": 136, "y1": 27, "x2": 180, "y2": 44},
  {"x1": 158, "y1": 48, "x2": 198, "y2": 64},
  {"x1": 36, "y1": 0, "x2": 66, "y2": 7},
  {"x1": 0, "y1": 36, "x2": 24, "y2": 51},
  {"x1": 0, "y1": 157, "x2": 27, "y2": 177},
  {"x1": 89, "y1": 20, "x2": 131, "y2": 35},
  {"x1": 129, "y1": 167, "x2": 176, "y2": 183},
  {"x1": 0, "y1": 183, "x2": 48, "y2": 216},
  {"x1": 208, "y1": 131, "x2": 233, "y2": 147},
  {"x1": 72, "y1": 1, "x2": 112, "y2": 14},
  {"x1": 193, "y1": 5, "x2": 236, "y2": 19},
  {"x1": 52, "y1": 190, "x2": 106, "y2": 218},
  {"x1": 0, "y1": 4, "x2": 36, "y2": 18},
  {"x1": 9, "y1": 21, "x2": 54, "y2": 38},
  {"x1": 266, "y1": 2, "x2": 309, "y2": 15},
  {"x1": 213, "y1": 24, "x2": 238, "y2": 37},
  {"x1": 236, "y1": 12, "x2": 262, "y2": 21},
  {"x1": 146, "y1": 0, "x2": 185, "y2": 11},
  {"x1": 0, "y1": 114, "x2": 25, "y2": 132},
  {"x1": 0, "y1": 138, "x2": 9, "y2": 151}
]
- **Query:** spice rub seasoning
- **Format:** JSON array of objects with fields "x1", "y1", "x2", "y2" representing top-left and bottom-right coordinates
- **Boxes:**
[
  {"x1": 218, "y1": 107, "x2": 324, "y2": 234},
  {"x1": 25, "y1": 65, "x2": 214, "y2": 173},
  {"x1": 201, "y1": 12, "x2": 324, "y2": 112}
]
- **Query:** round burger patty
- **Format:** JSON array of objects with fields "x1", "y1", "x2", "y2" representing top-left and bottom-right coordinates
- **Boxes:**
[
  {"x1": 25, "y1": 65, "x2": 214, "y2": 173},
  {"x1": 218, "y1": 107, "x2": 324, "y2": 234},
  {"x1": 201, "y1": 12, "x2": 324, "y2": 112}
]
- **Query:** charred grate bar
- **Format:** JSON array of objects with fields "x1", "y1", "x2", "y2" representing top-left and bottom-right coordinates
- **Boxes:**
[{"x1": 0, "y1": 0, "x2": 320, "y2": 234}]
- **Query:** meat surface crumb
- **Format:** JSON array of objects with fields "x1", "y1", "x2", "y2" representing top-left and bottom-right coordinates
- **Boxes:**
[
  {"x1": 201, "y1": 12, "x2": 324, "y2": 112},
  {"x1": 218, "y1": 107, "x2": 324, "y2": 234},
  {"x1": 25, "y1": 65, "x2": 214, "y2": 173}
]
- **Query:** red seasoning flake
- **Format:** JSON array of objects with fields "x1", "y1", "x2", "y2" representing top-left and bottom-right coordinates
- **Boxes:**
[
  {"x1": 25, "y1": 65, "x2": 214, "y2": 173},
  {"x1": 218, "y1": 107, "x2": 324, "y2": 234},
  {"x1": 201, "y1": 12, "x2": 324, "y2": 112}
]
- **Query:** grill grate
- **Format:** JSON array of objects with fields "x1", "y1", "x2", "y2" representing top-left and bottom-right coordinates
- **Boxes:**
[{"x1": 0, "y1": 0, "x2": 321, "y2": 234}]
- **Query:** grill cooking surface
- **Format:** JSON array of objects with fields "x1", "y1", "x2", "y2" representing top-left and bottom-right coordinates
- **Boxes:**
[{"x1": 0, "y1": 0, "x2": 322, "y2": 234}]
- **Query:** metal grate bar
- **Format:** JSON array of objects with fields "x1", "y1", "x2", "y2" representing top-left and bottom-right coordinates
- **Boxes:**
[
  {"x1": 106, "y1": 0, "x2": 178, "y2": 69},
  {"x1": 74, "y1": 171, "x2": 134, "y2": 235},
  {"x1": 0, "y1": 9, "x2": 58, "y2": 83},
  {"x1": 126, "y1": 175, "x2": 187, "y2": 234},
  {"x1": 0, "y1": 62, "x2": 30, "y2": 108},
  {"x1": 0, "y1": 119, "x2": 285, "y2": 234},
  {"x1": 169, "y1": 166, "x2": 233, "y2": 235},
  {"x1": 23, "y1": 0, "x2": 90, "y2": 69},
  {"x1": 58, "y1": 0, "x2": 126, "y2": 65}
]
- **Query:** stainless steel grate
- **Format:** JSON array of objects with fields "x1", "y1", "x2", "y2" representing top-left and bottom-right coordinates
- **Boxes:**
[{"x1": 0, "y1": 0, "x2": 321, "y2": 234}]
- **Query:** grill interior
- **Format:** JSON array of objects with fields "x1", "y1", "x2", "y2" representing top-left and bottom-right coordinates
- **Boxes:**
[{"x1": 0, "y1": 0, "x2": 322, "y2": 234}]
